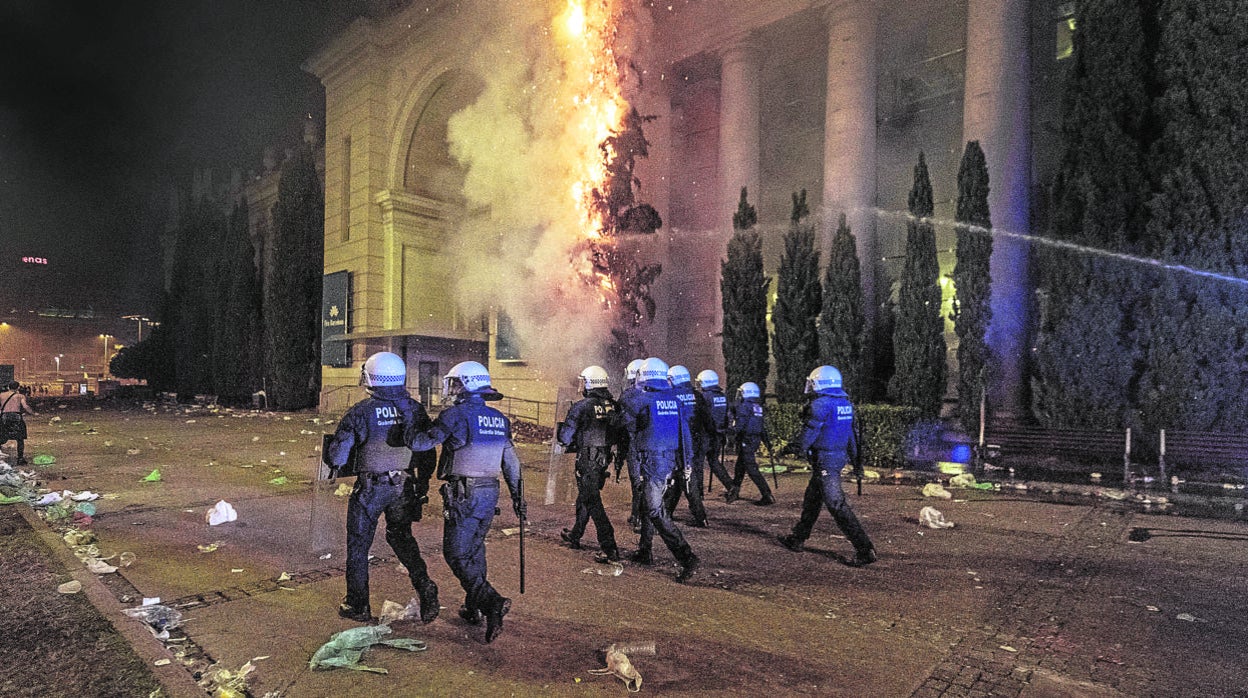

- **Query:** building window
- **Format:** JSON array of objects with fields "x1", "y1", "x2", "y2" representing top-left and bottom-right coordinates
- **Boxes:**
[
  {"x1": 341, "y1": 136, "x2": 351, "y2": 241},
  {"x1": 495, "y1": 312, "x2": 522, "y2": 361},
  {"x1": 1055, "y1": 3, "x2": 1076, "y2": 61}
]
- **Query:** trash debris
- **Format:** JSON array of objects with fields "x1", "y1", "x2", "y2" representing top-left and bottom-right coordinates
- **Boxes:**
[
  {"x1": 127, "y1": 448, "x2": 141, "y2": 455},
  {"x1": 377, "y1": 598, "x2": 421, "y2": 626},
  {"x1": 308, "y1": 625, "x2": 427, "y2": 673},
  {"x1": 1146, "y1": 605, "x2": 1160, "y2": 612},
  {"x1": 999, "y1": 645, "x2": 1018, "y2": 653},
  {"x1": 103, "y1": 440, "x2": 113, "y2": 447},
  {"x1": 123, "y1": 604, "x2": 183, "y2": 640},
  {"x1": 70, "y1": 491, "x2": 99, "y2": 502},
  {"x1": 57, "y1": 580, "x2": 83, "y2": 594},
  {"x1": 63, "y1": 530, "x2": 95, "y2": 546},
  {"x1": 142, "y1": 469, "x2": 162, "y2": 483},
  {"x1": 199, "y1": 658, "x2": 260, "y2": 697},
  {"x1": 86, "y1": 558, "x2": 118, "y2": 574},
  {"x1": 185, "y1": 420, "x2": 197, "y2": 424},
  {"x1": 75, "y1": 502, "x2": 97, "y2": 517},
  {"x1": 252, "y1": 436, "x2": 260, "y2": 442},
  {"x1": 1176, "y1": 613, "x2": 1207, "y2": 623},
  {"x1": 0, "y1": 494, "x2": 25, "y2": 505},
  {"x1": 231, "y1": 568, "x2": 244, "y2": 573},
  {"x1": 277, "y1": 572, "x2": 292, "y2": 582},
  {"x1": 334, "y1": 483, "x2": 352, "y2": 497},
  {"x1": 919, "y1": 506, "x2": 955, "y2": 529},
  {"x1": 581, "y1": 563, "x2": 625, "y2": 577},
  {"x1": 589, "y1": 642, "x2": 655, "y2": 693},
  {"x1": 206, "y1": 500, "x2": 237, "y2": 526},
  {"x1": 31, "y1": 454, "x2": 55, "y2": 465},
  {"x1": 153, "y1": 659, "x2": 171, "y2": 667},
  {"x1": 268, "y1": 476, "x2": 289, "y2": 486},
  {"x1": 948, "y1": 473, "x2": 994, "y2": 490},
  {"x1": 319, "y1": 553, "x2": 333, "y2": 560},
  {"x1": 921, "y1": 483, "x2": 952, "y2": 499},
  {"x1": 198, "y1": 542, "x2": 221, "y2": 553},
  {"x1": 119, "y1": 552, "x2": 136, "y2": 567}
]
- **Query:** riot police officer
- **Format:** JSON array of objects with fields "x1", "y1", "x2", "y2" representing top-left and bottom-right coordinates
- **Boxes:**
[
  {"x1": 693, "y1": 370, "x2": 734, "y2": 495},
  {"x1": 778, "y1": 366, "x2": 877, "y2": 567},
  {"x1": 725, "y1": 382, "x2": 776, "y2": 505},
  {"x1": 557, "y1": 366, "x2": 622, "y2": 562},
  {"x1": 406, "y1": 361, "x2": 525, "y2": 643},
  {"x1": 325, "y1": 352, "x2": 439, "y2": 624},
  {"x1": 662, "y1": 365, "x2": 707, "y2": 526},
  {"x1": 619, "y1": 357, "x2": 699, "y2": 583},
  {"x1": 617, "y1": 358, "x2": 645, "y2": 531}
]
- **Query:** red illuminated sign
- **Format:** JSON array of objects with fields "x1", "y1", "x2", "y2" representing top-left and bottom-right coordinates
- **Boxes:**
[{"x1": 21, "y1": 257, "x2": 48, "y2": 265}]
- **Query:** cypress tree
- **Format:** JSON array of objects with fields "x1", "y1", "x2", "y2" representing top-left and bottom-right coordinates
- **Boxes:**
[
  {"x1": 170, "y1": 197, "x2": 224, "y2": 398},
  {"x1": 819, "y1": 213, "x2": 866, "y2": 399},
  {"x1": 264, "y1": 145, "x2": 324, "y2": 410},
  {"x1": 721, "y1": 187, "x2": 769, "y2": 396},
  {"x1": 890, "y1": 153, "x2": 946, "y2": 418},
  {"x1": 1032, "y1": 0, "x2": 1156, "y2": 428},
  {"x1": 772, "y1": 190, "x2": 822, "y2": 402},
  {"x1": 212, "y1": 200, "x2": 262, "y2": 403},
  {"x1": 952, "y1": 141, "x2": 993, "y2": 434}
]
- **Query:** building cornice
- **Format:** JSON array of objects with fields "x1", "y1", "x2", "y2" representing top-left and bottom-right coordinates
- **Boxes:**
[
  {"x1": 303, "y1": 18, "x2": 381, "y2": 83},
  {"x1": 373, "y1": 189, "x2": 450, "y2": 221}
]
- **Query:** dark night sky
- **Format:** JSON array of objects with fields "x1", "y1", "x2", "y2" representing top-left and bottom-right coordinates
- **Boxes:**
[{"x1": 0, "y1": 1, "x2": 366, "y2": 314}]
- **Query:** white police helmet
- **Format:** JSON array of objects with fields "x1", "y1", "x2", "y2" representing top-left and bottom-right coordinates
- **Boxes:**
[
  {"x1": 360, "y1": 352, "x2": 406, "y2": 388},
  {"x1": 805, "y1": 365, "x2": 846, "y2": 396},
  {"x1": 443, "y1": 360, "x2": 491, "y2": 399},
  {"x1": 637, "y1": 357, "x2": 670, "y2": 389},
  {"x1": 667, "y1": 364, "x2": 692, "y2": 386},
  {"x1": 624, "y1": 358, "x2": 645, "y2": 382},
  {"x1": 694, "y1": 370, "x2": 719, "y2": 390},
  {"x1": 737, "y1": 382, "x2": 760, "y2": 400},
  {"x1": 579, "y1": 365, "x2": 610, "y2": 393}
]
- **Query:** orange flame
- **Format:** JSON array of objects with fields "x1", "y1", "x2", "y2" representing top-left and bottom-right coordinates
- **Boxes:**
[{"x1": 555, "y1": 0, "x2": 626, "y2": 298}]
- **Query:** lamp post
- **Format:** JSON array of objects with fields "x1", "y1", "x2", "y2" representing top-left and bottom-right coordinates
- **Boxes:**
[
  {"x1": 20, "y1": 358, "x2": 26, "y2": 380},
  {"x1": 54, "y1": 354, "x2": 61, "y2": 379}
]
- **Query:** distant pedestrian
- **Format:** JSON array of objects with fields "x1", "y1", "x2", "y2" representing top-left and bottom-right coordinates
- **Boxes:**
[
  {"x1": 725, "y1": 382, "x2": 775, "y2": 505},
  {"x1": 557, "y1": 365, "x2": 622, "y2": 562},
  {"x1": 0, "y1": 381, "x2": 38, "y2": 465},
  {"x1": 407, "y1": 361, "x2": 525, "y2": 643},
  {"x1": 325, "y1": 352, "x2": 439, "y2": 625},
  {"x1": 778, "y1": 366, "x2": 877, "y2": 567}
]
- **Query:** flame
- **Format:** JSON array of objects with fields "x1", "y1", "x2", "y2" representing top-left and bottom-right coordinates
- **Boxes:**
[{"x1": 555, "y1": 0, "x2": 627, "y2": 296}]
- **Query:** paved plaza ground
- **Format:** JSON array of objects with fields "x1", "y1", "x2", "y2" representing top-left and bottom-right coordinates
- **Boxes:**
[{"x1": 2, "y1": 400, "x2": 1246, "y2": 697}]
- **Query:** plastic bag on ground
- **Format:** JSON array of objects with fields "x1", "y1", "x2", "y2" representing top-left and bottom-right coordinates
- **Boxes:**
[
  {"x1": 922, "y1": 483, "x2": 952, "y2": 499},
  {"x1": 123, "y1": 604, "x2": 183, "y2": 639},
  {"x1": 308, "y1": 625, "x2": 427, "y2": 673},
  {"x1": 142, "y1": 469, "x2": 162, "y2": 482},
  {"x1": 31, "y1": 454, "x2": 56, "y2": 466},
  {"x1": 949, "y1": 473, "x2": 995, "y2": 490},
  {"x1": 377, "y1": 598, "x2": 421, "y2": 626},
  {"x1": 206, "y1": 500, "x2": 238, "y2": 526},
  {"x1": 919, "y1": 506, "x2": 955, "y2": 529},
  {"x1": 589, "y1": 642, "x2": 655, "y2": 693}
]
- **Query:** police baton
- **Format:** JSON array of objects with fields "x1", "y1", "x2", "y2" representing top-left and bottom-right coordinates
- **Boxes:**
[
  {"x1": 853, "y1": 414, "x2": 864, "y2": 497},
  {"x1": 518, "y1": 467, "x2": 527, "y2": 595},
  {"x1": 766, "y1": 444, "x2": 780, "y2": 490}
]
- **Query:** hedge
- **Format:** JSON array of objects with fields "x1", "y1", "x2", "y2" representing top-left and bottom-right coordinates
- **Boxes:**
[{"x1": 766, "y1": 402, "x2": 924, "y2": 470}]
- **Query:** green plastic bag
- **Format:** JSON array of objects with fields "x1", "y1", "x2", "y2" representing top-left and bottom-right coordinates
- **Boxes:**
[
  {"x1": 0, "y1": 494, "x2": 25, "y2": 505},
  {"x1": 142, "y1": 469, "x2": 162, "y2": 482},
  {"x1": 308, "y1": 626, "x2": 427, "y2": 673},
  {"x1": 31, "y1": 454, "x2": 56, "y2": 466},
  {"x1": 268, "y1": 476, "x2": 289, "y2": 486}
]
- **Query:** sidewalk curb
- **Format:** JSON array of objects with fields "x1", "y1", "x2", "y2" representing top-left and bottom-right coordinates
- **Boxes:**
[{"x1": 17, "y1": 503, "x2": 208, "y2": 698}]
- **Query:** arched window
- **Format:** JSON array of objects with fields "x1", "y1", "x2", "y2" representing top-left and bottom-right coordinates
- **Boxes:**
[{"x1": 402, "y1": 70, "x2": 485, "y2": 201}]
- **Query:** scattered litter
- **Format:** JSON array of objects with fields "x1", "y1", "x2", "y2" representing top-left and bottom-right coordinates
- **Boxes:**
[
  {"x1": 377, "y1": 598, "x2": 421, "y2": 625},
  {"x1": 206, "y1": 500, "x2": 238, "y2": 526},
  {"x1": 35, "y1": 492, "x2": 64, "y2": 506},
  {"x1": 921, "y1": 483, "x2": 952, "y2": 499},
  {"x1": 142, "y1": 469, "x2": 162, "y2": 483},
  {"x1": 57, "y1": 580, "x2": 83, "y2": 594},
  {"x1": 74, "y1": 502, "x2": 97, "y2": 517},
  {"x1": 308, "y1": 625, "x2": 427, "y2": 673},
  {"x1": 124, "y1": 604, "x2": 183, "y2": 640},
  {"x1": 71, "y1": 491, "x2": 99, "y2": 502},
  {"x1": 1099, "y1": 490, "x2": 1127, "y2": 500},
  {"x1": 581, "y1": 563, "x2": 625, "y2": 577},
  {"x1": 0, "y1": 494, "x2": 25, "y2": 505},
  {"x1": 999, "y1": 645, "x2": 1018, "y2": 653},
  {"x1": 919, "y1": 506, "x2": 955, "y2": 529},
  {"x1": 1146, "y1": 605, "x2": 1160, "y2": 612},
  {"x1": 198, "y1": 542, "x2": 221, "y2": 553},
  {"x1": 127, "y1": 448, "x2": 141, "y2": 455},
  {"x1": 252, "y1": 436, "x2": 260, "y2": 442},
  {"x1": 119, "y1": 552, "x2": 136, "y2": 567},
  {"x1": 103, "y1": 440, "x2": 113, "y2": 447},
  {"x1": 32, "y1": 454, "x2": 55, "y2": 465},
  {"x1": 319, "y1": 553, "x2": 332, "y2": 560},
  {"x1": 502, "y1": 527, "x2": 520, "y2": 536},
  {"x1": 1176, "y1": 613, "x2": 1207, "y2": 623},
  {"x1": 199, "y1": 658, "x2": 260, "y2": 697},
  {"x1": 277, "y1": 572, "x2": 292, "y2": 582},
  {"x1": 231, "y1": 568, "x2": 244, "y2": 573},
  {"x1": 334, "y1": 483, "x2": 352, "y2": 497},
  {"x1": 86, "y1": 558, "x2": 117, "y2": 574},
  {"x1": 948, "y1": 473, "x2": 994, "y2": 490},
  {"x1": 153, "y1": 659, "x2": 171, "y2": 667},
  {"x1": 185, "y1": 420, "x2": 197, "y2": 424},
  {"x1": 589, "y1": 642, "x2": 654, "y2": 693},
  {"x1": 268, "y1": 476, "x2": 289, "y2": 486},
  {"x1": 49, "y1": 416, "x2": 62, "y2": 423}
]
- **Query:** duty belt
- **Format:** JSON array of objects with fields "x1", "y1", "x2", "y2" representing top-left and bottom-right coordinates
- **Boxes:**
[
  {"x1": 444, "y1": 476, "x2": 498, "y2": 499},
  {"x1": 362, "y1": 470, "x2": 407, "y2": 485}
]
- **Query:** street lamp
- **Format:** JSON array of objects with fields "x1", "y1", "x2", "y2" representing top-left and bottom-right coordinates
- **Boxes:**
[
  {"x1": 54, "y1": 354, "x2": 61, "y2": 379},
  {"x1": 121, "y1": 315, "x2": 150, "y2": 343}
]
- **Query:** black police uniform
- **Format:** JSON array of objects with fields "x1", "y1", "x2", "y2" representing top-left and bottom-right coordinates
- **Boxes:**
[{"x1": 556, "y1": 387, "x2": 622, "y2": 559}]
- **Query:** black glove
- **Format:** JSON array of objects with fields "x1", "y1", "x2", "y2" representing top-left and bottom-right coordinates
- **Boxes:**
[{"x1": 512, "y1": 496, "x2": 527, "y2": 520}]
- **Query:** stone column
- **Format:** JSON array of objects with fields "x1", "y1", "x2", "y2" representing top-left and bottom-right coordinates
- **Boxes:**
[
  {"x1": 962, "y1": 0, "x2": 1030, "y2": 418},
  {"x1": 717, "y1": 37, "x2": 761, "y2": 227},
  {"x1": 822, "y1": 0, "x2": 879, "y2": 326}
]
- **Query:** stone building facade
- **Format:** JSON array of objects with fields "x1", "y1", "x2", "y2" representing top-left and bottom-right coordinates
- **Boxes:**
[{"x1": 307, "y1": 0, "x2": 1075, "y2": 416}]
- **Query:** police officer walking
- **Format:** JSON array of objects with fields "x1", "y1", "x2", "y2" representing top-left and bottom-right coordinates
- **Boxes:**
[
  {"x1": 692, "y1": 370, "x2": 734, "y2": 495},
  {"x1": 617, "y1": 358, "x2": 645, "y2": 531},
  {"x1": 325, "y1": 352, "x2": 439, "y2": 624},
  {"x1": 663, "y1": 365, "x2": 707, "y2": 527},
  {"x1": 725, "y1": 382, "x2": 775, "y2": 505},
  {"x1": 557, "y1": 366, "x2": 622, "y2": 562},
  {"x1": 619, "y1": 357, "x2": 699, "y2": 583},
  {"x1": 407, "y1": 361, "x2": 525, "y2": 643},
  {"x1": 777, "y1": 366, "x2": 877, "y2": 567}
]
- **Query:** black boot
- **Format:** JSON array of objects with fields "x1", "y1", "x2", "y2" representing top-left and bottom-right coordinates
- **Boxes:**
[
  {"x1": 848, "y1": 547, "x2": 878, "y2": 567},
  {"x1": 629, "y1": 548, "x2": 652, "y2": 566},
  {"x1": 484, "y1": 597, "x2": 511, "y2": 643},
  {"x1": 458, "y1": 605, "x2": 482, "y2": 625},
  {"x1": 416, "y1": 580, "x2": 439, "y2": 623},
  {"x1": 338, "y1": 601, "x2": 374, "y2": 623},
  {"x1": 723, "y1": 487, "x2": 740, "y2": 503},
  {"x1": 777, "y1": 534, "x2": 804, "y2": 552},
  {"x1": 676, "y1": 554, "x2": 700, "y2": 583},
  {"x1": 560, "y1": 529, "x2": 582, "y2": 550},
  {"x1": 594, "y1": 548, "x2": 621, "y2": 563},
  {"x1": 754, "y1": 494, "x2": 775, "y2": 506}
]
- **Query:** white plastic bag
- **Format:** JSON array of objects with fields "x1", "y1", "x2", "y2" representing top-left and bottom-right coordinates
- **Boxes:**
[
  {"x1": 206, "y1": 500, "x2": 238, "y2": 526},
  {"x1": 919, "y1": 506, "x2": 955, "y2": 529}
]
